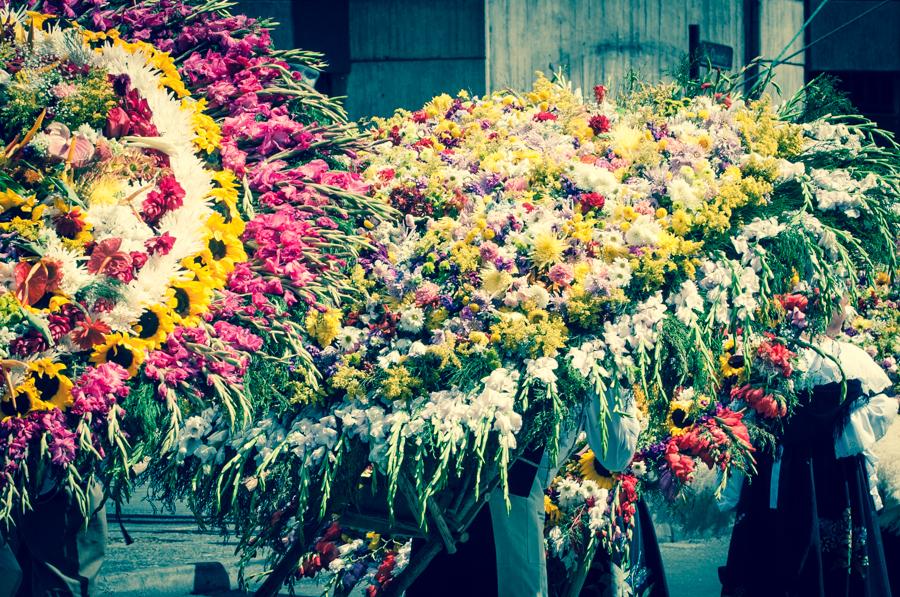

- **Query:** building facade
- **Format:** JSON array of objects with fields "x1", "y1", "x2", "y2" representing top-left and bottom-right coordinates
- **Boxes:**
[{"x1": 236, "y1": 0, "x2": 894, "y2": 133}]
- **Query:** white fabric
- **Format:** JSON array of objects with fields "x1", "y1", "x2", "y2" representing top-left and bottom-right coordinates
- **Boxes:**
[
  {"x1": 872, "y1": 416, "x2": 900, "y2": 532},
  {"x1": 835, "y1": 393, "x2": 897, "y2": 458},
  {"x1": 764, "y1": 338, "x2": 897, "y2": 511},
  {"x1": 770, "y1": 446, "x2": 783, "y2": 510},
  {"x1": 585, "y1": 386, "x2": 641, "y2": 473},
  {"x1": 490, "y1": 385, "x2": 638, "y2": 597},
  {"x1": 716, "y1": 470, "x2": 745, "y2": 512},
  {"x1": 797, "y1": 338, "x2": 892, "y2": 395},
  {"x1": 490, "y1": 421, "x2": 578, "y2": 597}
]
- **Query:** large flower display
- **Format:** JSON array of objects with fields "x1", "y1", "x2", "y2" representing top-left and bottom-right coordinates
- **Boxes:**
[
  {"x1": 12, "y1": 1, "x2": 899, "y2": 596},
  {"x1": 171, "y1": 76, "x2": 896, "y2": 595},
  {"x1": 0, "y1": 10, "x2": 241, "y2": 515},
  {"x1": 0, "y1": 0, "x2": 388, "y2": 527}
]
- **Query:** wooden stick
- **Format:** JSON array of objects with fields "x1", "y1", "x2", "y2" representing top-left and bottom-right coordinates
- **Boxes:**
[{"x1": 398, "y1": 473, "x2": 457, "y2": 555}]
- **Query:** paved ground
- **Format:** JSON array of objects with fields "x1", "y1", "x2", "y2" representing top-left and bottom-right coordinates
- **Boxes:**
[{"x1": 99, "y1": 489, "x2": 729, "y2": 596}]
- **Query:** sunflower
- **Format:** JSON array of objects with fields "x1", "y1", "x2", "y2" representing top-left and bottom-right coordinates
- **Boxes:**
[
  {"x1": 167, "y1": 279, "x2": 212, "y2": 326},
  {"x1": 666, "y1": 399, "x2": 694, "y2": 437},
  {"x1": 577, "y1": 450, "x2": 615, "y2": 489},
  {"x1": 720, "y1": 352, "x2": 745, "y2": 379},
  {"x1": 2, "y1": 378, "x2": 40, "y2": 418},
  {"x1": 544, "y1": 494, "x2": 561, "y2": 525},
  {"x1": 131, "y1": 303, "x2": 175, "y2": 350},
  {"x1": 26, "y1": 359, "x2": 74, "y2": 410},
  {"x1": 91, "y1": 333, "x2": 145, "y2": 376},
  {"x1": 195, "y1": 218, "x2": 247, "y2": 283}
]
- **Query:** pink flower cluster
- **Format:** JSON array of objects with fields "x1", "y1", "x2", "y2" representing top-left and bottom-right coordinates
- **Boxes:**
[
  {"x1": 144, "y1": 324, "x2": 258, "y2": 400},
  {"x1": 0, "y1": 363, "x2": 129, "y2": 477},
  {"x1": 46, "y1": 0, "x2": 369, "y2": 310}
]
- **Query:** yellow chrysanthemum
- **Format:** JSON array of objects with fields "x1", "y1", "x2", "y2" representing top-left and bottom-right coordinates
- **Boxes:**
[
  {"x1": 306, "y1": 308, "x2": 342, "y2": 348},
  {"x1": 183, "y1": 97, "x2": 222, "y2": 153},
  {"x1": 91, "y1": 333, "x2": 146, "y2": 376},
  {"x1": 532, "y1": 233, "x2": 565, "y2": 268}
]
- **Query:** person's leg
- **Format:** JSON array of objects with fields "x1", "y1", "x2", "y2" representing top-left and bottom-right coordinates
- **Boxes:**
[{"x1": 18, "y1": 482, "x2": 107, "y2": 597}]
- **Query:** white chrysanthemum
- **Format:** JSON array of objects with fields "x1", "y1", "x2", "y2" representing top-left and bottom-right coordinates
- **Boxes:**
[
  {"x1": 569, "y1": 162, "x2": 619, "y2": 196},
  {"x1": 624, "y1": 214, "x2": 662, "y2": 247}
]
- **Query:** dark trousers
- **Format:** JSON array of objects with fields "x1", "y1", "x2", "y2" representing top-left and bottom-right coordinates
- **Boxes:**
[{"x1": 1, "y1": 483, "x2": 107, "y2": 597}]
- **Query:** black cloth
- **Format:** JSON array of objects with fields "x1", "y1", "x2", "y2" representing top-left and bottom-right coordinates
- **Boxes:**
[
  {"x1": 406, "y1": 445, "x2": 544, "y2": 597},
  {"x1": 719, "y1": 380, "x2": 892, "y2": 597},
  {"x1": 579, "y1": 499, "x2": 670, "y2": 596},
  {"x1": 883, "y1": 529, "x2": 900, "y2": 596}
]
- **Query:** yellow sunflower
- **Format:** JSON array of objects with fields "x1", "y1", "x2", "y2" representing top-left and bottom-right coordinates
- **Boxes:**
[
  {"x1": 666, "y1": 399, "x2": 694, "y2": 437},
  {"x1": 167, "y1": 279, "x2": 212, "y2": 326},
  {"x1": 195, "y1": 218, "x2": 247, "y2": 283},
  {"x1": 131, "y1": 303, "x2": 175, "y2": 350},
  {"x1": 2, "y1": 378, "x2": 40, "y2": 418},
  {"x1": 544, "y1": 494, "x2": 561, "y2": 525},
  {"x1": 577, "y1": 451, "x2": 615, "y2": 489},
  {"x1": 91, "y1": 333, "x2": 146, "y2": 376},
  {"x1": 26, "y1": 359, "x2": 73, "y2": 410}
]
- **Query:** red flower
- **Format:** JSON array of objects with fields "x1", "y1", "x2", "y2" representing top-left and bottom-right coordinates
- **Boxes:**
[
  {"x1": 716, "y1": 408, "x2": 754, "y2": 448},
  {"x1": 664, "y1": 441, "x2": 695, "y2": 482},
  {"x1": 757, "y1": 340, "x2": 796, "y2": 377},
  {"x1": 589, "y1": 114, "x2": 610, "y2": 135},
  {"x1": 593, "y1": 84, "x2": 607, "y2": 103},
  {"x1": 53, "y1": 208, "x2": 86, "y2": 239},
  {"x1": 105, "y1": 106, "x2": 132, "y2": 138},
  {"x1": 777, "y1": 293, "x2": 808, "y2": 312},
  {"x1": 71, "y1": 317, "x2": 112, "y2": 350},
  {"x1": 142, "y1": 175, "x2": 186, "y2": 226},
  {"x1": 579, "y1": 192, "x2": 606, "y2": 212},
  {"x1": 14, "y1": 258, "x2": 62, "y2": 306},
  {"x1": 87, "y1": 238, "x2": 134, "y2": 283},
  {"x1": 145, "y1": 233, "x2": 176, "y2": 256},
  {"x1": 534, "y1": 111, "x2": 558, "y2": 122}
]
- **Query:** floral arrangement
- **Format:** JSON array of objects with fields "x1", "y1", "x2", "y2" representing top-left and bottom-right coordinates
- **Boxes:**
[
  {"x1": 20, "y1": 1, "x2": 900, "y2": 594},
  {"x1": 205, "y1": 76, "x2": 896, "y2": 595},
  {"x1": 843, "y1": 277, "x2": 900, "y2": 388},
  {"x1": 0, "y1": 9, "x2": 242, "y2": 515},
  {"x1": 0, "y1": 0, "x2": 389, "y2": 529}
]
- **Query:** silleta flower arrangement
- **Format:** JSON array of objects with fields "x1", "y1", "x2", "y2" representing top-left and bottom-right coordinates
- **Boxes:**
[
  {"x1": 26, "y1": 2, "x2": 900, "y2": 595},
  {"x1": 0, "y1": 10, "x2": 240, "y2": 515},
  {"x1": 211, "y1": 75, "x2": 894, "y2": 594}
]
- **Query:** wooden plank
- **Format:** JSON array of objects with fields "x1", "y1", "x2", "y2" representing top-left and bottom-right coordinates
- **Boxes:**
[
  {"x1": 346, "y1": 59, "x2": 487, "y2": 119},
  {"x1": 486, "y1": 0, "x2": 755, "y2": 96},
  {"x1": 761, "y1": 0, "x2": 805, "y2": 99},
  {"x1": 349, "y1": 0, "x2": 485, "y2": 61}
]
